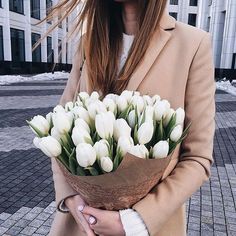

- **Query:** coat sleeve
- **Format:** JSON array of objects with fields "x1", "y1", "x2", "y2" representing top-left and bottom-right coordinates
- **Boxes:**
[
  {"x1": 51, "y1": 37, "x2": 84, "y2": 211},
  {"x1": 132, "y1": 32, "x2": 216, "y2": 234}
]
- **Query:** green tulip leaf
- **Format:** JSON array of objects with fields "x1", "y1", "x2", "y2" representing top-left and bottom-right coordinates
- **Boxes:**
[{"x1": 85, "y1": 167, "x2": 99, "y2": 176}]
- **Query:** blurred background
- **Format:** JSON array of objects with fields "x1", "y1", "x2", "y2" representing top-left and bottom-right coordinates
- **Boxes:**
[{"x1": 0, "y1": 0, "x2": 235, "y2": 236}]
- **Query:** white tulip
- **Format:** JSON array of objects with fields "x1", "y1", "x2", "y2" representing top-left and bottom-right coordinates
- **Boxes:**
[
  {"x1": 134, "y1": 91, "x2": 140, "y2": 96},
  {"x1": 38, "y1": 136, "x2": 62, "y2": 158},
  {"x1": 53, "y1": 112, "x2": 73, "y2": 134},
  {"x1": 46, "y1": 112, "x2": 53, "y2": 125},
  {"x1": 33, "y1": 137, "x2": 41, "y2": 148},
  {"x1": 72, "y1": 106, "x2": 90, "y2": 124},
  {"x1": 76, "y1": 143, "x2": 96, "y2": 168},
  {"x1": 78, "y1": 91, "x2": 89, "y2": 101},
  {"x1": 100, "y1": 156, "x2": 113, "y2": 173},
  {"x1": 152, "y1": 95, "x2": 161, "y2": 105},
  {"x1": 72, "y1": 126, "x2": 92, "y2": 146},
  {"x1": 103, "y1": 97, "x2": 117, "y2": 113},
  {"x1": 131, "y1": 95, "x2": 145, "y2": 113},
  {"x1": 50, "y1": 127, "x2": 65, "y2": 142},
  {"x1": 154, "y1": 101, "x2": 168, "y2": 121},
  {"x1": 53, "y1": 104, "x2": 65, "y2": 113},
  {"x1": 120, "y1": 90, "x2": 133, "y2": 103},
  {"x1": 29, "y1": 115, "x2": 50, "y2": 135},
  {"x1": 65, "y1": 101, "x2": 74, "y2": 111},
  {"x1": 175, "y1": 107, "x2": 185, "y2": 125},
  {"x1": 170, "y1": 125, "x2": 183, "y2": 142},
  {"x1": 144, "y1": 106, "x2": 154, "y2": 122},
  {"x1": 137, "y1": 122, "x2": 154, "y2": 144},
  {"x1": 105, "y1": 93, "x2": 118, "y2": 102},
  {"x1": 87, "y1": 100, "x2": 107, "y2": 120},
  {"x1": 152, "y1": 140, "x2": 169, "y2": 158},
  {"x1": 74, "y1": 100, "x2": 83, "y2": 107},
  {"x1": 143, "y1": 95, "x2": 153, "y2": 106},
  {"x1": 163, "y1": 108, "x2": 175, "y2": 127},
  {"x1": 117, "y1": 136, "x2": 134, "y2": 156},
  {"x1": 94, "y1": 139, "x2": 109, "y2": 160},
  {"x1": 113, "y1": 118, "x2": 131, "y2": 141},
  {"x1": 128, "y1": 110, "x2": 136, "y2": 129},
  {"x1": 95, "y1": 111, "x2": 115, "y2": 139},
  {"x1": 90, "y1": 91, "x2": 100, "y2": 100},
  {"x1": 74, "y1": 118, "x2": 90, "y2": 133},
  {"x1": 129, "y1": 144, "x2": 149, "y2": 159},
  {"x1": 116, "y1": 95, "x2": 128, "y2": 112}
]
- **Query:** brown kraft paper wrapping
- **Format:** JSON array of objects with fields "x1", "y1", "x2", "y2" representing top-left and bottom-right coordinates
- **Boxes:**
[{"x1": 56, "y1": 147, "x2": 178, "y2": 210}]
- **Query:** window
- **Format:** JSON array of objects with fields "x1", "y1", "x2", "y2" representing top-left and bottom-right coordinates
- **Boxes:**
[
  {"x1": 188, "y1": 13, "x2": 197, "y2": 26},
  {"x1": 170, "y1": 0, "x2": 178, "y2": 5},
  {"x1": 0, "y1": 0, "x2": 2, "y2": 8},
  {"x1": 189, "y1": 0, "x2": 198, "y2": 6},
  {"x1": 169, "y1": 12, "x2": 178, "y2": 20},
  {"x1": 46, "y1": 0, "x2": 53, "y2": 24},
  {"x1": 47, "y1": 36, "x2": 53, "y2": 63},
  {"x1": 31, "y1": 0, "x2": 40, "y2": 19},
  {"x1": 0, "y1": 26, "x2": 3, "y2": 61},
  {"x1": 10, "y1": 28, "x2": 25, "y2": 62},
  {"x1": 32, "y1": 33, "x2": 41, "y2": 62},
  {"x1": 9, "y1": 0, "x2": 24, "y2": 14},
  {"x1": 58, "y1": 39, "x2": 62, "y2": 63}
]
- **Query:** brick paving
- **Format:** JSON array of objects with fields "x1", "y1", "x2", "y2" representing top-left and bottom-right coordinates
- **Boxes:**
[{"x1": 0, "y1": 78, "x2": 236, "y2": 236}]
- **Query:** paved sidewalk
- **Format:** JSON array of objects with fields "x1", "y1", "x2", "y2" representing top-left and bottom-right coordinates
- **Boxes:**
[{"x1": 0, "y1": 80, "x2": 236, "y2": 236}]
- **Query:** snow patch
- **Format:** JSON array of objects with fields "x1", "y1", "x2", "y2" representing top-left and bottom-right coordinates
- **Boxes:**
[
  {"x1": 216, "y1": 80, "x2": 236, "y2": 96},
  {"x1": 0, "y1": 71, "x2": 69, "y2": 85}
]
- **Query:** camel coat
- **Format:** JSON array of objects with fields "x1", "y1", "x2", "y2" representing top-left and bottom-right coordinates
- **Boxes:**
[{"x1": 49, "y1": 10, "x2": 216, "y2": 236}]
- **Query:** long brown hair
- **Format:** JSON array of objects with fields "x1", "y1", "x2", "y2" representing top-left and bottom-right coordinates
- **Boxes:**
[{"x1": 41, "y1": 0, "x2": 167, "y2": 95}]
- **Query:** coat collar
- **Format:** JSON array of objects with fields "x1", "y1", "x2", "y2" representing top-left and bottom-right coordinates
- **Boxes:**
[{"x1": 126, "y1": 9, "x2": 176, "y2": 91}]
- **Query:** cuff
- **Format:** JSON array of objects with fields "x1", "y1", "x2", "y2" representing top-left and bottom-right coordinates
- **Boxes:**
[
  {"x1": 119, "y1": 209, "x2": 149, "y2": 236},
  {"x1": 57, "y1": 193, "x2": 79, "y2": 213}
]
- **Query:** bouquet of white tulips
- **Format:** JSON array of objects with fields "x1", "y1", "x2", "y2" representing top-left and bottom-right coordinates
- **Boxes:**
[{"x1": 27, "y1": 90, "x2": 190, "y2": 210}]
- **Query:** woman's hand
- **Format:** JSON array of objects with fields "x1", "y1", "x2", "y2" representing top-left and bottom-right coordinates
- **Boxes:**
[
  {"x1": 65, "y1": 195, "x2": 96, "y2": 236},
  {"x1": 79, "y1": 205, "x2": 125, "y2": 236}
]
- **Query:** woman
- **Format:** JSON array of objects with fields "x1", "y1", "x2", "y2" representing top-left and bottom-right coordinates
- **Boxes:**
[{"x1": 47, "y1": 0, "x2": 216, "y2": 235}]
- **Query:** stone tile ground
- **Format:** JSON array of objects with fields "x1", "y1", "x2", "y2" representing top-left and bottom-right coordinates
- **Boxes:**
[{"x1": 0, "y1": 79, "x2": 235, "y2": 236}]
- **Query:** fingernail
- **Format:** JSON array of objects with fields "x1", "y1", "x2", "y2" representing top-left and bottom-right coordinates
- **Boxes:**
[
  {"x1": 89, "y1": 216, "x2": 97, "y2": 225},
  {"x1": 78, "y1": 205, "x2": 84, "y2": 212}
]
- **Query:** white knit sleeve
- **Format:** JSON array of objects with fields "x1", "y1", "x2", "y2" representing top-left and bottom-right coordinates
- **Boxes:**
[{"x1": 119, "y1": 209, "x2": 149, "y2": 236}]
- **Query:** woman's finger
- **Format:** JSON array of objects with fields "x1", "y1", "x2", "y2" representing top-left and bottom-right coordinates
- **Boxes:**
[{"x1": 78, "y1": 205, "x2": 101, "y2": 218}]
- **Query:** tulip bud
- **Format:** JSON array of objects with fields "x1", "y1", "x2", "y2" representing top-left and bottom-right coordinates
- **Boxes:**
[
  {"x1": 137, "y1": 122, "x2": 154, "y2": 145},
  {"x1": 117, "y1": 136, "x2": 134, "y2": 156},
  {"x1": 65, "y1": 101, "x2": 74, "y2": 111},
  {"x1": 152, "y1": 140, "x2": 169, "y2": 158},
  {"x1": 46, "y1": 112, "x2": 53, "y2": 126},
  {"x1": 127, "y1": 110, "x2": 136, "y2": 129},
  {"x1": 143, "y1": 95, "x2": 153, "y2": 106},
  {"x1": 129, "y1": 144, "x2": 149, "y2": 159},
  {"x1": 105, "y1": 93, "x2": 118, "y2": 102},
  {"x1": 152, "y1": 94, "x2": 161, "y2": 105},
  {"x1": 120, "y1": 90, "x2": 133, "y2": 103},
  {"x1": 100, "y1": 156, "x2": 113, "y2": 173},
  {"x1": 52, "y1": 112, "x2": 73, "y2": 134},
  {"x1": 170, "y1": 125, "x2": 183, "y2": 142},
  {"x1": 94, "y1": 139, "x2": 109, "y2": 160},
  {"x1": 144, "y1": 106, "x2": 154, "y2": 123},
  {"x1": 38, "y1": 136, "x2": 62, "y2": 158},
  {"x1": 72, "y1": 126, "x2": 93, "y2": 146},
  {"x1": 154, "y1": 101, "x2": 168, "y2": 121},
  {"x1": 95, "y1": 111, "x2": 115, "y2": 139},
  {"x1": 87, "y1": 100, "x2": 107, "y2": 120},
  {"x1": 116, "y1": 96, "x2": 128, "y2": 112},
  {"x1": 103, "y1": 97, "x2": 117, "y2": 113},
  {"x1": 90, "y1": 91, "x2": 100, "y2": 100},
  {"x1": 33, "y1": 137, "x2": 41, "y2": 148},
  {"x1": 72, "y1": 106, "x2": 90, "y2": 124},
  {"x1": 29, "y1": 115, "x2": 50, "y2": 136},
  {"x1": 78, "y1": 92, "x2": 89, "y2": 101},
  {"x1": 76, "y1": 143, "x2": 96, "y2": 168},
  {"x1": 163, "y1": 108, "x2": 175, "y2": 127},
  {"x1": 53, "y1": 104, "x2": 65, "y2": 113},
  {"x1": 74, "y1": 118, "x2": 90, "y2": 133},
  {"x1": 51, "y1": 127, "x2": 66, "y2": 142},
  {"x1": 175, "y1": 108, "x2": 185, "y2": 125},
  {"x1": 131, "y1": 95, "x2": 144, "y2": 113},
  {"x1": 74, "y1": 100, "x2": 83, "y2": 107},
  {"x1": 113, "y1": 118, "x2": 131, "y2": 141}
]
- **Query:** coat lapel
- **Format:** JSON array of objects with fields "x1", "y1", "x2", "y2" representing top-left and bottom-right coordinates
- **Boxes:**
[{"x1": 126, "y1": 10, "x2": 176, "y2": 91}]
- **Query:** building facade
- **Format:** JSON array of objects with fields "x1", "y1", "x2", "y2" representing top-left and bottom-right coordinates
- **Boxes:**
[
  {"x1": 167, "y1": 0, "x2": 236, "y2": 75},
  {"x1": 0, "y1": 0, "x2": 78, "y2": 74}
]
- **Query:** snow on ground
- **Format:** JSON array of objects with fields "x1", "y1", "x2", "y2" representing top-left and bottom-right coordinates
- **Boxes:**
[
  {"x1": 0, "y1": 71, "x2": 69, "y2": 85},
  {"x1": 216, "y1": 79, "x2": 236, "y2": 96}
]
